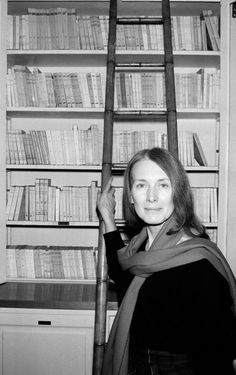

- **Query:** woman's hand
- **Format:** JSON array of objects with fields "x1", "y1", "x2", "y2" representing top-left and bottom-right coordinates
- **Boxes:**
[{"x1": 97, "y1": 177, "x2": 117, "y2": 233}]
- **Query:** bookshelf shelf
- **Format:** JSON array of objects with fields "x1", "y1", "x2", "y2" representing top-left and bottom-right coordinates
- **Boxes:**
[
  {"x1": 7, "y1": 50, "x2": 108, "y2": 55},
  {"x1": 115, "y1": 109, "x2": 219, "y2": 114},
  {"x1": 205, "y1": 222, "x2": 218, "y2": 228},
  {"x1": 6, "y1": 165, "x2": 103, "y2": 171},
  {"x1": 6, "y1": 219, "x2": 216, "y2": 228},
  {"x1": 6, "y1": 107, "x2": 105, "y2": 119},
  {"x1": 7, "y1": 278, "x2": 97, "y2": 284},
  {"x1": 7, "y1": 107, "x2": 105, "y2": 113},
  {"x1": 7, "y1": 50, "x2": 220, "y2": 54},
  {"x1": 185, "y1": 166, "x2": 218, "y2": 172},
  {"x1": 6, "y1": 221, "x2": 101, "y2": 227},
  {"x1": 123, "y1": 0, "x2": 218, "y2": 2},
  {"x1": 7, "y1": 108, "x2": 219, "y2": 116},
  {"x1": 6, "y1": 164, "x2": 219, "y2": 172},
  {"x1": 113, "y1": 111, "x2": 219, "y2": 120},
  {"x1": 7, "y1": 50, "x2": 219, "y2": 67},
  {"x1": 112, "y1": 165, "x2": 219, "y2": 173}
]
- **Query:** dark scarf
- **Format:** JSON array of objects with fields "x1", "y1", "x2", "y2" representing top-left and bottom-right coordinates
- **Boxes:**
[{"x1": 101, "y1": 217, "x2": 236, "y2": 375}]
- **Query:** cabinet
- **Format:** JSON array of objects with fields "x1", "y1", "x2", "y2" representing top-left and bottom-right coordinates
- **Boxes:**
[
  {"x1": 0, "y1": 307, "x2": 116, "y2": 375},
  {"x1": 0, "y1": 308, "x2": 94, "y2": 375},
  {"x1": 0, "y1": 0, "x2": 233, "y2": 286}
]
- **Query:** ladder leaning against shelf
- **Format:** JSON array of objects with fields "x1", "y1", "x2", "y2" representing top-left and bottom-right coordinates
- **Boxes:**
[{"x1": 93, "y1": 0, "x2": 178, "y2": 374}]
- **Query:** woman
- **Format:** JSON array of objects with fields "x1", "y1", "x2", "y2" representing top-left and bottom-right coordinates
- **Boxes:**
[{"x1": 97, "y1": 147, "x2": 236, "y2": 375}]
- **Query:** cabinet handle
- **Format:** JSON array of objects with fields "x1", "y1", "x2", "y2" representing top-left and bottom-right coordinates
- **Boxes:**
[{"x1": 38, "y1": 320, "x2": 51, "y2": 325}]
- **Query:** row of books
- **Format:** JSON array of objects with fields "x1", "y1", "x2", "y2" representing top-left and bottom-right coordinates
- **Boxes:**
[
  {"x1": 6, "y1": 179, "x2": 99, "y2": 222},
  {"x1": 6, "y1": 179, "x2": 123, "y2": 222},
  {"x1": 7, "y1": 66, "x2": 106, "y2": 108},
  {"x1": 6, "y1": 125, "x2": 103, "y2": 166},
  {"x1": 6, "y1": 127, "x2": 208, "y2": 167},
  {"x1": 7, "y1": 9, "x2": 220, "y2": 51},
  {"x1": 192, "y1": 187, "x2": 218, "y2": 224},
  {"x1": 6, "y1": 179, "x2": 217, "y2": 224},
  {"x1": 114, "y1": 130, "x2": 208, "y2": 166},
  {"x1": 6, "y1": 245, "x2": 97, "y2": 280},
  {"x1": 115, "y1": 69, "x2": 220, "y2": 110},
  {"x1": 7, "y1": 65, "x2": 220, "y2": 110}
]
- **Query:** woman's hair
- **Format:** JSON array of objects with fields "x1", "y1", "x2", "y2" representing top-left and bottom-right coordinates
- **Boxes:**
[{"x1": 123, "y1": 147, "x2": 208, "y2": 237}]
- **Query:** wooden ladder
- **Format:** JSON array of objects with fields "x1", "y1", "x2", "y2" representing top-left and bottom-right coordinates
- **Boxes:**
[{"x1": 93, "y1": 1, "x2": 178, "y2": 374}]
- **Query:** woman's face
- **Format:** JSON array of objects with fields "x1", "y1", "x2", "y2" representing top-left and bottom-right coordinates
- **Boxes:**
[{"x1": 130, "y1": 159, "x2": 174, "y2": 228}]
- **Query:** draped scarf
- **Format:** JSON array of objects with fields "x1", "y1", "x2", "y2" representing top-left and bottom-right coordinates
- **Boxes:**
[{"x1": 101, "y1": 217, "x2": 236, "y2": 375}]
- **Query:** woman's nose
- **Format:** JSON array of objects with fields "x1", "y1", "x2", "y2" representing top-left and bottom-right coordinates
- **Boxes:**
[{"x1": 147, "y1": 187, "x2": 158, "y2": 202}]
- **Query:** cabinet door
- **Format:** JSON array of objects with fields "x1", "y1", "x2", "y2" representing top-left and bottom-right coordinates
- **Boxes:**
[{"x1": 0, "y1": 325, "x2": 93, "y2": 375}]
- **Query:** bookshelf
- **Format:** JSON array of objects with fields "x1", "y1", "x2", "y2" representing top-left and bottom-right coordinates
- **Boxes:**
[{"x1": 0, "y1": 0, "x2": 231, "y2": 288}]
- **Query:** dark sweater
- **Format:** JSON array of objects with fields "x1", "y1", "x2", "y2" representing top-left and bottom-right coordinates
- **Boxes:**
[{"x1": 104, "y1": 230, "x2": 236, "y2": 375}]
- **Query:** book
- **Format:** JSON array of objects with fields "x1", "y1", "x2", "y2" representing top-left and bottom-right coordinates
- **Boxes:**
[
  {"x1": 28, "y1": 185, "x2": 36, "y2": 221},
  {"x1": 89, "y1": 181, "x2": 99, "y2": 222},
  {"x1": 8, "y1": 186, "x2": 20, "y2": 221},
  {"x1": 70, "y1": 73, "x2": 83, "y2": 107},
  {"x1": 61, "y1": 249, "x2": 70, "y2": 279},
  {"x1": 201, "y1": 10, "x2": 218, "y2": 51},
  {"x1": 6, "y1": 187, "x2": 16, "y2": 220},
  {"x1": 13, "y1": 186, "x2": 25, "y2": 220},
  {"x1": 74, "y1": 249, "x2": 85, "y2": 279},
  {"x1": 193, "y1": 133, "x2": 208, "y2": 166}
]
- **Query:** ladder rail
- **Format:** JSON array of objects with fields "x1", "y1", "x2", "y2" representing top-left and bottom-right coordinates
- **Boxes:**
[
  {"x1": 92, "y1": 0, "x2": 117, "y2": 374},
  {"x1": 162, "y1": 0, "x2": 178, "y2": 157}
]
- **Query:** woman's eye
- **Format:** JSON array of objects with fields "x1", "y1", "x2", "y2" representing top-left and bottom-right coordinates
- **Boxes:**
[
  {"x1": 135, "y1": 183, "x2": 146, "y2": 189},
  {"x1": 160, "y1": 183, "x2": 169, "y2": 189}
]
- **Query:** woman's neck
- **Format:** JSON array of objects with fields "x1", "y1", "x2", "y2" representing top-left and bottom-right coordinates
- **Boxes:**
[
  {"x1": 146, "y1": 225, "x2": 163, "y2": 249},
  {"x1": 146, "y1": 223, "x2": 164, "y2": 242}
]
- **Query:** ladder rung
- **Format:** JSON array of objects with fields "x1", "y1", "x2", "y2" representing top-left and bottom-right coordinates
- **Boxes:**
[
  {"x1": 116, "y1": 63, "x2": 165, "y2": 71},
  {"x1": 117, "y1": 16, "x2": 163, "y2": 25},
  {"x1": 112, "y1": 163, "x2": 126, "y2": 170},
  {"x1": 114, "y1": 110, "x2": 167, "y2": 117}
]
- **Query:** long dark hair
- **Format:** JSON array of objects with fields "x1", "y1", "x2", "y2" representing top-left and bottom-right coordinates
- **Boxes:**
[{"x1": 123, "y1": 147, "x2": 208, "y2": 237}]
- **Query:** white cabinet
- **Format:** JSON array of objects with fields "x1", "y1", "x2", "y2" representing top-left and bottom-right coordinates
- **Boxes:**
[
  {"x1": 0, "y1": 309, "x2": 95, "y2": 375},
  {"x1": 0, "y1": 307, "x2": 117, "y2": 375}
]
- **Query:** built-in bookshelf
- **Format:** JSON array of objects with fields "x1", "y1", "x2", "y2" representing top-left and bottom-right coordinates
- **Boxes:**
[{"x1": 0, "y1": 0, "x2": 228, "y2": 285}]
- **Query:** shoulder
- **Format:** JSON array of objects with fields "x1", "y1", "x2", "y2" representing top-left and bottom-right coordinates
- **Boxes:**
[
  {"x1": 178, "y1": 236, "x2": 229, "y2": 281},
  {"x1": 182, "y1": 258, "x2": 225, "y2": 279},
  {"x1": 182, "y1": 259, "x2": 231, "y2": 297}
]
